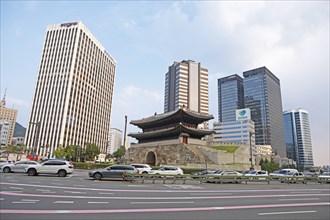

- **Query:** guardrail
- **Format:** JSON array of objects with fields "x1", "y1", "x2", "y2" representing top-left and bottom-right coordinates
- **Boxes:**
[{"x1": 124, "y1": 174, "x2": 330, "y2": 185}]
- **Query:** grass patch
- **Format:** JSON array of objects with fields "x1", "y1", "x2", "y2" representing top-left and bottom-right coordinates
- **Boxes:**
[{"x1": 209, "y1": 146, "x2": 239, "y2": 153}]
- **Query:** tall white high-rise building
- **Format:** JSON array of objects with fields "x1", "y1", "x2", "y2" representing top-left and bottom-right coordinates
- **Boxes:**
[
  {"x1": 25, "y1": 21, "x2": 116, "y2": 157},
  {"x1": 109, "y1": 128, "x2": 123, "y2": 155},
  {"x1": 283, "y1": 109, "x2": 314, "y2": 169},
  {"x1": 164, "y1": 60, "x2": 209, "y2": 119}
]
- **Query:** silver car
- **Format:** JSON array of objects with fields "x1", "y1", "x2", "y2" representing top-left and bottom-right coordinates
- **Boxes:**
[
  {"x1": 89, "y1": 165, "x2": 138, "y2": 180},
  {"x1": 2, "y1": 160, "x2": 39, "y2": 173}
]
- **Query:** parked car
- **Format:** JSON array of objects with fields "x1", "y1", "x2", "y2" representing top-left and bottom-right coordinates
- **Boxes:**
[
  {"x1": 25, "y1": 160, "x2": 74, "y2": 177},
  {"x1": 244, "y1": 170, "x2": 268, "y2": 178},
  {"x1": 208, "y1": 170, "x2": 243, "y2": 183},
  {"x1": 0, "y1": 160, "x2": 13, "y2": 168},
  {"x1": 89, "y1": 165, "x2": 138, "y2": 180},
  {"x1": 191, "y1": 169, "x2": 216, "y2": 175},
  {"x1": 130, "y1": 164, "x2": 152, "y2": 174},
  {"x1": 318, "y1": 172, "x2": 330, "y2": 183},
  {"x1": 2, "y1": 160, "x2": 39, "y2": 173},
  {"x1": 150, "y1": 166, "x2": 184, "y2": 175}
]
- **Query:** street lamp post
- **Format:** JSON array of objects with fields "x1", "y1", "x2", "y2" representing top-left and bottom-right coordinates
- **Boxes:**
[
  {"x1": 249, "y1": 131, "x2": 255, "y2": 170},
  {"x1": 29, "y1": 121, "x2": 41, "y2": 155}
]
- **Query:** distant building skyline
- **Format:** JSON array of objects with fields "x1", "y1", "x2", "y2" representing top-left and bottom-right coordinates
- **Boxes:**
[
  {"x1": 0, "y1": 96, "x2": 17, "y2": 146},
  {"x1": 243, "y1": 67, "x2": 286, "y2": 158},
  {"x1": 25, "y1": 21, "x2": 116, "y2": 157},
  {"x1": 164, "y1": 60, "x2": 209, "y2": 121},
  {"x1": 283, "y1": 108, "x2": 314, "y2": 169}
]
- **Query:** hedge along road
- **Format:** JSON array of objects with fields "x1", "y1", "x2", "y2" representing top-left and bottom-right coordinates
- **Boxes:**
[{"x1": 0, "y1": 171, "x2": 329, "y2": 220}]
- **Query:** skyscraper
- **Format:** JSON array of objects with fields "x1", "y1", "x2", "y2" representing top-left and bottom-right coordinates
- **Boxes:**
[
  {"x1": 0, "y1": 94, "x2": 17, "y2": 146},
  {"x1": 218, "y1": 74, "x2": 244, "y2": 122},
  {"x1": 25, "y1": 21, "x2": 116, "y2": 157},
  {"x1": 283, "y1": 109, "x2": 314, "y2": 169},
  {"x1": 164, "y1": 60, "x2": 209, "y2": 118},
  {"x1": 243, "y1": 67, "x2": 286, "y2": 158}
]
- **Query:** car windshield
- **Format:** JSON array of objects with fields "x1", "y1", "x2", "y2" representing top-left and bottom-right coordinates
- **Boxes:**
[
  {"x1": 279, "y1": 170, "x2": 288, "y2": 174},
  {"x1": 214, "y1": 170, "x2": 224, "y2": 174},
  {"x1": 247, "y1": 171, "x2": 257, "y2": 174},
  {"x1": 322, "y1": 172, "x2": 330, "y2": 176}
]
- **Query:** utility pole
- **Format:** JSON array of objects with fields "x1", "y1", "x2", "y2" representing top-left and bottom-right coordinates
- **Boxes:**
[
  {"x1": 249, "y1": 131, "x2": 255, "y2": 170},
  {"x1": 123, "y1": 115, "x2": 127, "y2": 147},
  {"x1": 29, "y1": 121, "x2": 41, "y2": 156}
]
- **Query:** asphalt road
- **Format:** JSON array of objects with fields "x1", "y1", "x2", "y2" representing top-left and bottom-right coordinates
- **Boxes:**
[{"x1": 0, "y1": 170, "x2": 329, "y2": 220}]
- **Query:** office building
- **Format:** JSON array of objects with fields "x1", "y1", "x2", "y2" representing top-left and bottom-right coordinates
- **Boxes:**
[
  {"x1": 283, "y1": 109, "x2": 314, "y2": 169},
  {"x1": 164, "y1": 60, "x2": 209, "y2": 120},
  {"x1": 25, "y1": 21, "x2": 116, "y2": 157},
  {"x1": 0, "y1": 95, "x2": 18, "y2": 146},
  {"x1": 109, "y1": 128, "x2": 123, "y2": 154},
  {"x1": 243, "y1": 67, "x2": 286, "y2": 158},
  {"x1": 218, "y1": 74, "x2": 244, "y2": 122}
]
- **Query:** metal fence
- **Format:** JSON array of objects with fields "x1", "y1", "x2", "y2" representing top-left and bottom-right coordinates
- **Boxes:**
[{"x1": 124, "y1": 174, "x2": 330, "y2": 185}]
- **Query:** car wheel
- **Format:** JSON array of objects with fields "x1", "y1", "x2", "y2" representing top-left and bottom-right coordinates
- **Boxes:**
[
  {"x1": 93, "y1": 172, "x2": 102, "y2": 180},
  {"x1": 27, "y1": 168, "x2": 37, "y2": 176},
  {"x1": 3, "y1": 167, "x2": 11, "y2": 173},
  {"x1": 58, "y1": 169, "x2": 67, "y2": 177},
  {"x1": 142, "y1": 171, "x2": 148, "y2": 174}
]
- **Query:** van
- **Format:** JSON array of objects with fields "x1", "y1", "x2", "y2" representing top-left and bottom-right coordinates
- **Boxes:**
[{"x1": 276, "y1": 169, "x2": 298, "y2": 176}]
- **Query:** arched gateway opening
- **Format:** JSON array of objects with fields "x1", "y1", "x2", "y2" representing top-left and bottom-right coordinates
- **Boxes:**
[{"x1": 146, "y1": 151, "x2": 156, "y2": 166}]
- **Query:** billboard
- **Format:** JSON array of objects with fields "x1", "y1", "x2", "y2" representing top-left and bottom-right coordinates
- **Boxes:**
[{"x1": 236, "y1": 108, "x2": 251, "y2": 121}]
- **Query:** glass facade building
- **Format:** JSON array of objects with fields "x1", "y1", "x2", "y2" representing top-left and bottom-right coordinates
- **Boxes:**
[
  {"x1": 218, "y1": 74, "x2": 244, "y2": 122},
  {"x1": 283, "y1": 109, "x2": 314, "y2": 169},
  {"x1": 243, "y1": 67, "x2": 286, "y2": 158}
]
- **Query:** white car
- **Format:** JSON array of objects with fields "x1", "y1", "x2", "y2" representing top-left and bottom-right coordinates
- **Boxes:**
[
  {"x1": 150, "y1": 166, "x2": 183, "y2": 175},
  {"x1": 244, "y1": 170, "x2": 268, "y2": 177},
  {"x1": 208, "y1": 170, "x2": 243, "y2": 183},
  {"x1": 2, "y1": 160, "x2": 39, "y2": 173},
  {"x1": 0, "y1": 160, "x2": 13, "y2": 168},
  {"x1": 130, "y1": 164, "x2": 152, "y2": 174},
  {"x1": 25, "y1": 160, "x2": 74, "y2": 177},
  {"x1": 318, "y1": 172, "x2": 330, "y2": 183}
]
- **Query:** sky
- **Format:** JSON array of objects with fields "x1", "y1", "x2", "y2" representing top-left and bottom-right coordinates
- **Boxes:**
[{"x1": 0, "y1": 1, "x2": 329, "y2": 166}]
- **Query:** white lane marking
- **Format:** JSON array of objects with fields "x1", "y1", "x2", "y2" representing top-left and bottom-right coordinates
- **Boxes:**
[
  {"x1": 21, "y1": 199, "x2": 40, "y2": 202},
  {"x1": 52, "y1": 183, "x2": 63, "y2": 185},
  {"x1": 99, "y1": 192, "x2": 114, "y2": 195},
  {"x1": 36, "y1": 189, "x2": 50, "y2": 192},
  {"x1": 12, "y1": 201, "x2": 36, "y2": 204},
  {"x1": 54, "y1": 201, "x2": 74, "y2": 204},
  {"x1": 290, "y1": 192, "x2": 321, "y2": 194},
  {"x1": 10, "y1": 187, "x2": 23, "y2": 190},
  {"x1": 259, "y1": 210, "x2": 317, "y2": 216},
  {"x1": 88, "y1": 202, "x2": 109, "y2": 204},
  {"x1": 0, "y1": 198, "x2": 4, "y2": 201},
  {"x1": 41, "y1": 191, "x2": 55, "y2": 193},
  {"x1": 131, "y1": 201, "x2": 195, "y2": 204},
  {"x1": 190, "y1": 193, "x2": 233, "y2": 196},
  {"x1": 56, "y1": 210, "x2": 71, "y2": 213},
  {"x1": 278, "y1": 198, "x2": 320, "y2": 201},
  {"x1": 2, "y1": 191, "x2": 23, "y2": 193},
  {"x1": 29, "y1": 181, "x2": 41, "y2": 184},
  {"x1": 64, "y1": 191, "x2": 86, "y2": 194}
]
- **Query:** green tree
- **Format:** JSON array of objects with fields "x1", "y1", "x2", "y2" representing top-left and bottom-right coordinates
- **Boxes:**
[
  {"x1": 65, "y1": 145, "x2": 78, "y2": 160},
  {"x1": 85, "y1": 143, "x2": 100, "y2": 161},
  {"x1": 260, "y1": 159, "x2": 280, "y2": 173},
  {"x1": 54, "y1": 146, "x2": 66, "y2": 159},
  {"x1": 113, "y1": 146, "x2": 126, "y2": 159}
]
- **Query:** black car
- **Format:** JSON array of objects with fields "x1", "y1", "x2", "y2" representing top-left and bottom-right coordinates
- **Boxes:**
[
  {"x1": 88, "y1": 165, "x2": 138, "y2": 180},
  {"x1": 191, "y1": 169, "x2": 216, "y2": 178}
]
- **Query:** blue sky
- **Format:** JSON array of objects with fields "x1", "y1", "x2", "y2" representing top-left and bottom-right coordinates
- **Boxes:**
[{"x1": 1, "y1": 1, "x2": 329, "y2": 165}]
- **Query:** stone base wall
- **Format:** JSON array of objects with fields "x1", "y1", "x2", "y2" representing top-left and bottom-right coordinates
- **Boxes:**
[{"x1": 125, "y1": 139, "x2": 256, "y2": 169}]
